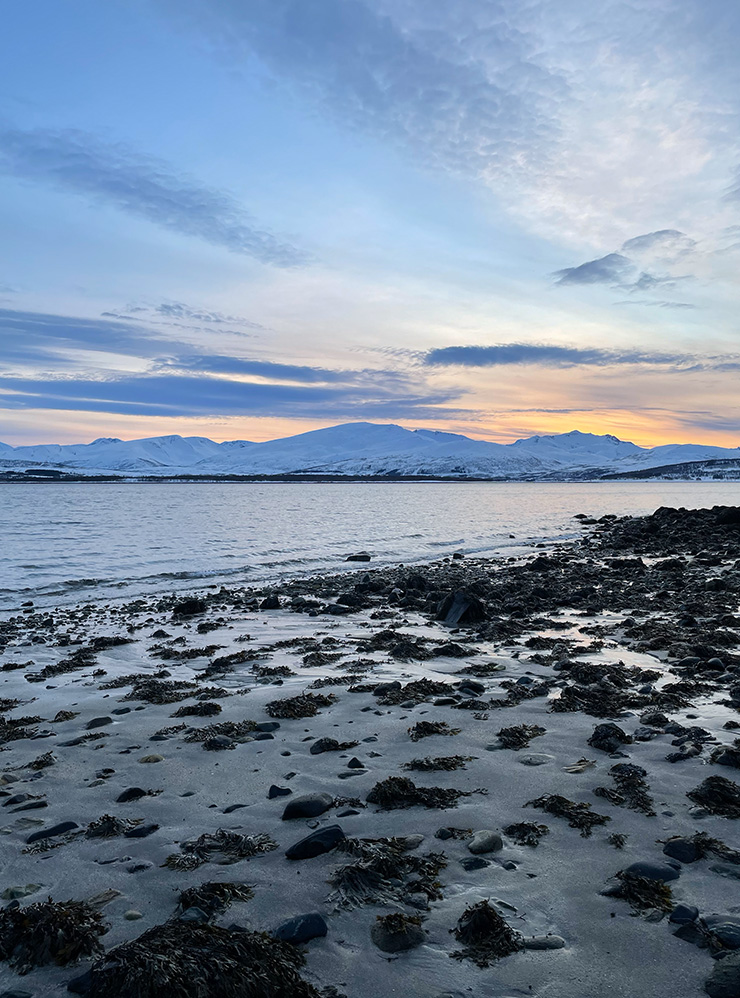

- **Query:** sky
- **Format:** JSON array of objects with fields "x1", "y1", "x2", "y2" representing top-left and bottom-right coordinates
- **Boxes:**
[{"x1": 1, "y1": 0, "x2": 739, "y2": 448}]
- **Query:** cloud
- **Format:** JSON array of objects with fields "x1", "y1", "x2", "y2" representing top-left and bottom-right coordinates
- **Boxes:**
[
  {"x1": 423, "y1": 343, "x2": 722, "y2": 369},
  {"x1": 553, "y1": 253, "x2": 633, "y2": 287},
  {"x1": 101, "y1": 301, "x2": 265, "y2": 333},
  {"x1": 0, "y1": 127, "x2": 308, "y2": 266},
  {"x1": 621, "y1": 229, "x2": 695, "y2": 255}
]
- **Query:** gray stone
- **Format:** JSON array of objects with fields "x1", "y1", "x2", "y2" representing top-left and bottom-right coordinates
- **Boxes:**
[
  {"x1": 179, "y1": 906, "x2": 210, "y2": 924},
  {"x1": 460, "y1": 856, "x2": 489, "y2": 871},
  {"x1": 468, "y1": 830, "x2": 503, "y2": 855},
  {"x1": 705, "y1": 951, "x2": 740, "y2": 997},
  {"x1": 268, "y1": 785, "x2": 291, "y2": 799},
  {"x1": 523, "y1": 935, "x2": 566, "y2": 950},
  {"x1": 26, "y1": 821, "x2": 78, "y2": 844},
  {"x1": 704, "y1": 915, "x2": 740, "y2": 949},
  {"x1": 274, "y1": 912, "x2": 328, "y2": 944},
  {"x1": 670, "y1": 904, "x2": 699, "y2": 924},
  {"x1": 371, "y1": 916, "x2": 425, "y2": 952},
  {"x1": 663, "y1": 837, "x2": 701, "y2": 863},
  {"x1": 86, "y1": 716, "x2": 113, "y2": 729},
  {"x1": 625, "y1": 860, "x2": 681, "y2": 882},
  {"x1": 282, "y1": 792, "x2": 334, "y2": 820},
  {"x1": 285, "y1": 824, "x2": 345, "y2": 860},
  {"x1": 518, "y1": 753, "x2": 553, "y2": 766}
]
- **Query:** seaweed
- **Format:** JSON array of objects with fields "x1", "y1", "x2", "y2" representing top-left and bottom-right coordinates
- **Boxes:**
[
  {"x1": 684, "y1": 831, "x2": 740, "y2": 864},
  {"x1": 81, "y1": 922, "x2": 321, "y2": 998},
  {"x1": 371, "y1": 911, "x2": 425, "y2": 952},
  {"x1": 407, "y1": 720, "x2": 461, "y2": 742},
  {"x1": 496, "y1": 724, "x2": 546, "y2": 750},
  {"x1": 183, "y1": 720, "x2": 257, "y2": 743},
  {"x1": 52, "y1": 709, "x2": 79, "y2": 723},
  {"x1": 593, "y1": 763, "x2": 656, "y2": 816},
  {"x1": 525, "y1": 793, "x2": 610, "y2": 837},
  {"x1": 165, "y1": 828, "x2": 278, "y2": 869},
  {"x1": 264, "y1": 692, "x2": 337, "y2": 719},
  {"x1": 403, "y1": 755, "x2": 473, "y2": 772},
  {"x1": 177, "y1": 882, "x2": 254, "y2": 918},
  {"x1": 608, "y1": 833, "x2": 628, "y2": 849},
  {"x1": 449, "y1": 900, "x2": 524, "y2": 967},
  {"x1": 123, "y1": 678, "x2": 199, "y2": 704},
  {"x1": 0, "y1": 697, "x2": 20, "y2": 712},
  {"x1": 0, "y1": 897, "x2": 106, "y2": 973},
  {"x1": 503, "y1": 822, "x2": 549, "y2": 847},
  {"x1": 602, "y1": 871, "x2": 673, "y2": 913},
  {"x1": 86, "y1": 814, "x2": 140, "y2": 838},
  {"x1": 327, "y1": 837, "x2": 447, "y2": 910},
  {"x1": 28, "y1": 751, "x2": 55, "y2": 770},
  {"x1": 375, "y1": 679, "x2": 451, "y2": 705},
  {"x1": 27, "y1": 646, "x2": 97, "y2": 683},
  {"x1": 0, "y1": 715, "x2": 41, "y2": 744},
  {"x1": 171, "y1": 702, "x2": 222, "y2": 718},
  {"x1": 367, "y1": 776, "x2": 484, "y2": 811},
  {"x1": 687, "y1": 775, "x2": 740, "y2": 817}
]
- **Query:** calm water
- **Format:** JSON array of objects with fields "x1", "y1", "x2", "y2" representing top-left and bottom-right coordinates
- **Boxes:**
[{"x1": 1, "y1": 481, "x2": 738, "y2": 611}]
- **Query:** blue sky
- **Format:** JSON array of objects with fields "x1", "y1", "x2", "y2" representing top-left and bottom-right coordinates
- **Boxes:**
[{"x1": 1, "y1": 0, "x2": 739, "y2": 445}]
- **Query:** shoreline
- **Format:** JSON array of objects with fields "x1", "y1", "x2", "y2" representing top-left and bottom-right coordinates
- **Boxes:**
[{"x1": 1, "y1": 505, "x2": 740, "y2": 996}]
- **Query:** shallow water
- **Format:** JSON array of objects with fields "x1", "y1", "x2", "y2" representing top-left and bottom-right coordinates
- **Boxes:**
[{"x1": 1, "y1": 480, "x2": 739, "y2": 610}]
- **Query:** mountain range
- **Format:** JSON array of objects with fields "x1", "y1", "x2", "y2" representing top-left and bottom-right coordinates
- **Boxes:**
[{"x1": 1, "y1": 422, "x2": 739, "y2": 481}]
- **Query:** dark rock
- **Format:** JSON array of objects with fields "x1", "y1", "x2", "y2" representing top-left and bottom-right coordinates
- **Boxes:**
[
  {"x1": 372, "y1": 681, "x2": 401, "y2": 696},
  {"x1": 268, "y1": 785, "x2": 292, "y2": 799},
  {"x1": 116, "y1": 787, "x2": 147, "y2": 803},
  {"x1": 282, "y1": 792, "x2": 334, "y2": 820},
  {"x1": 704, "y1": 915, "x2": 740, "y2": 949},
  {"x1": 274, "y1": 912, "x2": 328, "y2": 944},
  {"x1": 178, "y1": 907, "x2": 211, "y2": 924},
  {"x1": 260, "y1": 595, "x2": 281, "y2": 610},
  {"x1": 437, "y1": 590, "x2": 487, "y2": 627},
  {"x1": 346, "y1": 553, "x2": 371, "y2": 562},
  {"x1": 172, "y1": 598, "x2": 207, "y2": 616},
  {"x1": 624, "y1": 860, "x2": 681, "y2": 882},
  {"x1": 663, "y1": 837, "x2": 701, "y2": 863},
  {"x1": 26, "y1": 821, "x2": 79, "y2": 843},
  {"x1": 256, "y1": 721, "x2": 280, "y2": 732},
  {"x1": 67, "y1": 969, "x2": 93, "y2": 994},
  {"x1": 124, "y1": 823, "x2": 159, "y2": 839},
  {"x1": 285, "y1": 824, "x2": 345, "y2": 860},
  {"x1": 253, "y1": 732, "x2": 274, "y2": 741},
  {"x1": 86, "y1": 716, "x2": 113, "y2": 730},
  {"x1": 460, "y1": 856, "x2": 489, "y2": 871},
  {"x1": 371, "y1": 913, "x2": 425, "y2": 953},
  {"x1": 669, "y1": 904, "x2": 699, "y2": 924},
  {"x1": 705, "y1": 951, "x2": 740, "y2": 997}
]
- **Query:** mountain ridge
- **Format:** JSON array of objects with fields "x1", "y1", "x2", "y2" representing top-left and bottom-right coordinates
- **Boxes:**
[{"x1": 1, "y1": 421, "x2": 738, "y2": 480}]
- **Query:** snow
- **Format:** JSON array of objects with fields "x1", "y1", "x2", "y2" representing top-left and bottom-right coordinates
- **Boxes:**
[{"x1": 0, "y1": 422, "x2": 737, "y2": 479}]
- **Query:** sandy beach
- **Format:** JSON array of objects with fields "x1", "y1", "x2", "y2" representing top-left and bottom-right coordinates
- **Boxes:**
[{"x1": 2, "y1": 505, "x2": 740, "y2": 998}]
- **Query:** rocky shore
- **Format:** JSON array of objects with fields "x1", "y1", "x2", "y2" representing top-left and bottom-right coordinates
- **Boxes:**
[{"x1": 1, "y1": 504, "x2": 740, "y2": 998}]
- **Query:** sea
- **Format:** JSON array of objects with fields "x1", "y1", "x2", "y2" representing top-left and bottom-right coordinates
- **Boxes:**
[{"x1": 1, "y1": 480, "x2": 739, "y2": 612}]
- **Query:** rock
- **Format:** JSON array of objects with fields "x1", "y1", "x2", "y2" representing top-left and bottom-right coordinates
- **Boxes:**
[
  {"x1": 67, "y1": 969, "x2": 94, "y2": 994},
  {"x1": 260, "y1": 594, "x2": 281, "y2": 610},
  {"x1": 402, "y1": 834, "x2": 424, "y2": 850},
  {"x1": 455, "y1": 678, "x2": 485, "y2": 695},
  {"x1": 704, "y1": 915, "x2": 740, "y2": 948},
  {"x1": 256, "y1": 721, "x2": 280, "y2": 732},
  {"x1": 347, "y1": 758, "x2": 364, "y2": 769},
  {"x1": 460, "y1": 856, "x2": 489, "y2": 871},
  {"x1": 346, "y1": 552, "x2": 371, "y2": 562},
  {"x1": 268, "y1": 785, "x2": 292, "y2": 799},
  {"x1": 86, "y1": 716, "x2": 113, "y2": 729},
  {"x1": 1, "y1": 991, "x2": 35, "y2": 998},
  {"x1": 624, "y1": 860, "x2": 681, "y2": 882},
  {"x1": 274, "y1": 912, "x2": 328, "y2": 944},
  {"x1": 437, "y1": 590, "x2": 487, "y2": 626},
  {"x1": 116, "y1": 787, "x2": 147, "y2": 803},
  {"x1": 467, "y1": 830, "x2": 503, "y2": 855},
  {"x1": 282, "y1": 793, "x2": 334, "y2": 820},
  {"x1": 126, "y1": 861, "x2": 153, "y2": 873},
  {"x1": 663, "y1": 837, "x2": 701, "y2": 863},
  {"x1": 139, "y1": 754, "x2": 163, "y2": 764},
  {"x1": 124, "y1": 823, "x2": 159, "y2": 838},
  {"x1": 705, "y1": 950, "x2": 740, "y2": 997},
  {"x1": 172, "y1": 597, "x2": 207, "y2": 616},
  {"x1": 310, "y1": 738, "x2": 342, "y2": 755},
  {"x1": 124, "y1": 910, "x2": 143, "y2": 920},
  {"x1": 372, "y1": 681, "x2": 402, "y2": 696},
  {"x1": 588, "y1": 723, "x2": 632, "y2": 753},
  {"x1": 371, "y1": 914, "x2": 425, "y2": 953},
  {"x1": 669, "y1": 904, "x2": 699, "y2": 924},
  {"x1": 0, "y1": 884, "x2": 42, "y2": 900},
  {"x1": 523, "y1": 935, "x2": 566, "y2": 950},
  {"x1": 179, "y1": 906, "x2": 210, "y2": 924},
  {"x1": 518, "y1": 753, "x2": 553, "y2": 766},
  {"x1": 285, "y1": 824, "x2": 345, "y2": 860},
  {"x1": 26, "y1": 821, "x2": 79, "y2": 844},
  {"x1": 204, "y1": 735, "x2": 234, "y2": 751}
]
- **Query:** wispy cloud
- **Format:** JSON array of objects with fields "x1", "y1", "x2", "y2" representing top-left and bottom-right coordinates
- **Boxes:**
[
  {"x1": 0, "y1": 127, "x2": 308, "y2": 266},
  {"x1": 424, "y1": 343, "x2": 733, "y2": 370}
]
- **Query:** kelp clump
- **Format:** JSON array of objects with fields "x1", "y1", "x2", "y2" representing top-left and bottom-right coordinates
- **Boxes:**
[
  {"x1": 593, "y1": 763, "x2": 656, "y2": 816},
  {"x1": 403, "y1": 755, "x2": 473, "y2": 772},
  {"x1": 171, "y1": 702, "x2": 222, "y2": 718},
  {"x1": 525, "y1": 793, "x2": 610, "y2": 837},
  {"x1": 367, "y1": 776, "x2": 484, "y2": 811},
  {"x1": 496, "y1": 724, "x2": 546, "y2": 750},
  {"x1": 177, "y1": 882, "x2": 254, "y2": 918},
  {"x1": 601, "y1": 871, "x2": 673, "y2": 913},
  {"x1": 687, "y1": 775, "x2": 740, "y2": 818},
  {"x1": 86, "y1": 814, "x2": 140, "y2": 838},
  {"x1": 449, "y1": 900, "x2": 524, "y2": 967},
  {"x1": 265, "y1": 692, "x2": 336, "y2": 719},
  {"x1": 503, "y1": 822, "x2": 549, "y2": 847},
  {"x1": 407, "y1": 721, "x2": 461, "y2": 742},
  {"x1": 0, "y1": 897, "x2": 107, "y2": 974},
  {"x1": 81, "y1": 922, "x2": 321, "y2": 998},
  {"x1": 327, "y1": 836, "x2": 447, "y2": 910},
  {"x1": 183, "y1": 720, "x2": 257, "y2": 744},
  {"x1": 164, "y1": 829, "x2": 278, "y2": 870}
]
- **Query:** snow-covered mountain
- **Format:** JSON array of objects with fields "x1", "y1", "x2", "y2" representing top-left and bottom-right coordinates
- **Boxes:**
[{"x1": 0, "y1": 422, "x2": 738, "y2": 480}]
